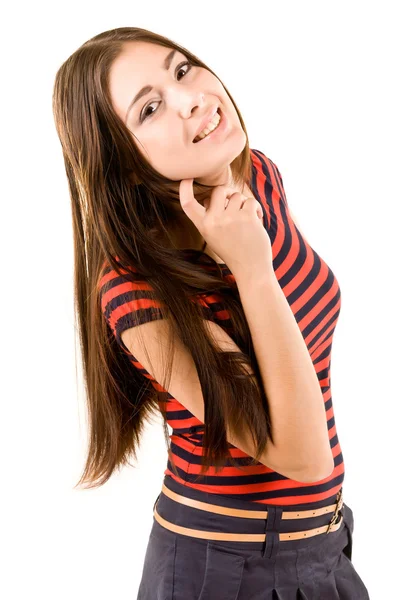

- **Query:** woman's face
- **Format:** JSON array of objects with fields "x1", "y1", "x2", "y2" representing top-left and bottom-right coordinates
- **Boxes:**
[{"x1": 109, "y1": 41, "x2": 246, "y2": 185}]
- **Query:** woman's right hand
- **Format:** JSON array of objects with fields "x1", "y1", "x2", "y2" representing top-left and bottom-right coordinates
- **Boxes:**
[{"x1": 179, "y1": 178, "x2": 273, "y2": 276}]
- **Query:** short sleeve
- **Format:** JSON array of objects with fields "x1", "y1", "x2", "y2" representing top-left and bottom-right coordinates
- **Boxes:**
[
  {"x1": 250, "y1": 148, "x2": 289, "y2": 209},
  {"x1": 97, "y1": 259, "x2": 211, "y2": 391},
  {"x1": 98, "y1": 259, "x2": 165, "y2": 350}
]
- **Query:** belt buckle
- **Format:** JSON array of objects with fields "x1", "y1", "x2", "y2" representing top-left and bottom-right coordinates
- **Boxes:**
[{"x1": 326, "y1": 489, "x2": 343, "y2": 534}]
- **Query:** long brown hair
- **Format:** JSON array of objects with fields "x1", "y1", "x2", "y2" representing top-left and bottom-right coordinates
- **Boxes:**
[{"x1": 52, "y1": 26, "x2": 273, "y2": 489}]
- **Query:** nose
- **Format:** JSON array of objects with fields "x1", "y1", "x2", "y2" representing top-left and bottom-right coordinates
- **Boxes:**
[{"x1": 167, "y1": 88, "x2": 206, "y2": 119}]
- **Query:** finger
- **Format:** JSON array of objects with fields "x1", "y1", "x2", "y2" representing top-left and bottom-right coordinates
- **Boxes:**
[
  {"x1": 209, "y1": 186, "x2": 240, "y2": 214},
  {"x1": 242, "y1": 197, "x2": 264, "y2": 220},
  {"x1": 179, "y1": 179, "x2": 206, "y2": 226},
  {"x1": 223, "y1": 191, "x2": 247, "y2": 212}
]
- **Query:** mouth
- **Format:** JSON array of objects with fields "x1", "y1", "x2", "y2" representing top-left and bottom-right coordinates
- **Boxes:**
[{"x1": 192, "y1": 107, "x2": 224, "y2": 143}]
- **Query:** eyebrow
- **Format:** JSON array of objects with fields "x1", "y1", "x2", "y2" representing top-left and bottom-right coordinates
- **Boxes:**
[{"x1": 124, "y1": 49, "x2": 177, "y2": 124}]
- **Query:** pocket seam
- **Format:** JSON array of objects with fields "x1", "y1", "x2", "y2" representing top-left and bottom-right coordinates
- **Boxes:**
[{"x1": 196, "y1": 541, "x2": 245, "y2": 600}]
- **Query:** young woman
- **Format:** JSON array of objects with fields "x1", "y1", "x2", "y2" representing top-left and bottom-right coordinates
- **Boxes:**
[{"x1": 52, "y1": 26, "x2": 370, "y2": 599}]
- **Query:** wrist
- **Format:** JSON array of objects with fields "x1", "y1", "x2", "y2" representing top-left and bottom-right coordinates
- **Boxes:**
[{"x1": 232, "y1": 263, "x2": 276, "y2": 288}]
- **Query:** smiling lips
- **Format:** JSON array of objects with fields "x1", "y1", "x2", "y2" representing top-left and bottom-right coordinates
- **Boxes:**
[
  {"x1": 193, "y1": 109, "x2": 222, "y2": 143},
  {"x1": 192, "y1": 105, "x2": 219, "y2": 142}
]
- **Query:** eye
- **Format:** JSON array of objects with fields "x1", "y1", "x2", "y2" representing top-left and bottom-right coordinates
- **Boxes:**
[{"x1": 139, "y1": 60, "x2": 193, "y2": 123}]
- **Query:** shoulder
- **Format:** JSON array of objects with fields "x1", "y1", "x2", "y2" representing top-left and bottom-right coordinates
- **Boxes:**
[
  {"x1": 250, "y1": 148, "x2": 283, "y2": 184},
  {"x1": 98, "y1": 257, "x2": 165, "y2": 343},
  {"x1": 250, "y1": 148, "x2": 288, "y2": 207}
]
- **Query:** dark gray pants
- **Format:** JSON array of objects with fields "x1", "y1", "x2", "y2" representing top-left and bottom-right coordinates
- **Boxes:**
[{"x1": 137, "y1": 475, "x2": 370, "y2": 599}]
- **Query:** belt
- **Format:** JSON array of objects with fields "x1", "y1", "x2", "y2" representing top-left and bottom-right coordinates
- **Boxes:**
[{"x1": 153, "y1": 484, "x2": 344, "y2": 543}]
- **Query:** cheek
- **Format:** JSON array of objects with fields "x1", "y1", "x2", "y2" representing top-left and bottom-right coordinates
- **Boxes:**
[
  {"x1": 133, "y1": 128, "x2": 193, "y2": 180},
  {"x1": 145, "y1": 121, "x2": 185, "y2": 150},
  {"x1": 150, "y1": 145, "x2": 201, "y2": 180}
]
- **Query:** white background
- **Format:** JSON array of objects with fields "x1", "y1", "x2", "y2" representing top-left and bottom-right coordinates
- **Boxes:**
[{"x1": 2, "y1": 1, "x2": 398, "y2": 598}]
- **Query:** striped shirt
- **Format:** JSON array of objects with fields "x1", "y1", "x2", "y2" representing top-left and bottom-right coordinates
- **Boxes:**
[{"x1": 99, "y1": 149, "x2": 344, "y2": 506}]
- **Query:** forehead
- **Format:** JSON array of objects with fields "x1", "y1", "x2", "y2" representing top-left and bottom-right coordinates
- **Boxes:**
[{"x1": 109, "y1": 41, "x2": 181, "y2": 120}]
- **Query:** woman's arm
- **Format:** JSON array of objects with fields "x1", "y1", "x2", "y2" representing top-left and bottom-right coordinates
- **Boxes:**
[{"x1": 232, "y1": 268, "x2": 334, "y2": 482}]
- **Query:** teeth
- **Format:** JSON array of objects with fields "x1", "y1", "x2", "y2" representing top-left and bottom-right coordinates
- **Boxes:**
[{"x1": 194, "y1": 111, "x2": 221, "y2": 142}]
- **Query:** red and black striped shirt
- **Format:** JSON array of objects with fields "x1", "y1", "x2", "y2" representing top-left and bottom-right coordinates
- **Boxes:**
[{"x1": 98, "y1": 149, "x2": 344, "y2": 506}]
